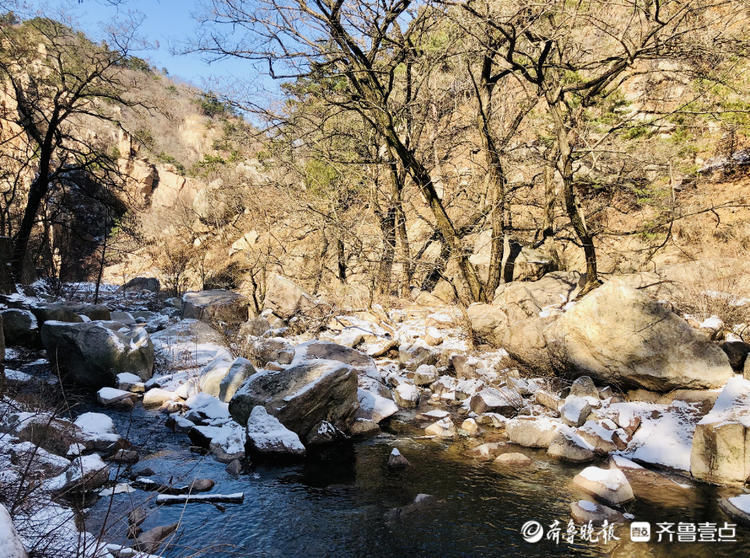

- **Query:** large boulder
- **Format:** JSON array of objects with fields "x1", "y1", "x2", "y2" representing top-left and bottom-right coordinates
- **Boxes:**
[
  {"x1": 41, "y1": 321, "x2": 154, "y2": 388},
  {"x1": 0, "y1": 308, "x2": 39, "y2": 347},
  {"x1": 552, "y1": 280, "x2": 733, "y2": 391},
  {"x1": 295, "y1": 340, "x2": 377, "y2": 375},
  {"x1": 264, "y1": 273, "x2": 315, "y2": 320},
  {"x1": 468, "y1": 271, "x2": 581, "y2": 347},
  {"x1": 229, "y1": 360, "x2": 358, "y2": 444},
  {"x1": 121, "y1": 276, "x2": 160, "y2": 293},
  {"x1": 199, "y1": 356, "x2": 257, "y2": 402},
  {"x1": 31, "y1": 302, "x2": 111, "y2": 324},
  {"x1": 494, "y1": 271, "x2": 581, "y2": 322},
  {"x1": 691, "y1": 377, "x2": 750, "y2": 484},
  {"x1": 506, "y1": 416, "x2": 561, "y2": 448},
  {"x1": 182, "y1": 290, "x2": 249, "y2": 325},
  {"x1": 501, "y1": 315, "x2": 559, "y2": 374}
]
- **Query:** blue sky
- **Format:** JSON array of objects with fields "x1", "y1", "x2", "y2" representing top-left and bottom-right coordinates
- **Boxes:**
[{"x1": 20, "y1": 0, "x2": 267, "y2": 94}]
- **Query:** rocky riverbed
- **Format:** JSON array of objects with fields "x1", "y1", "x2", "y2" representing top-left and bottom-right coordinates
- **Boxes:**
[{"x1": 1, "y1": 274, "x2": 749, "y2": 557}]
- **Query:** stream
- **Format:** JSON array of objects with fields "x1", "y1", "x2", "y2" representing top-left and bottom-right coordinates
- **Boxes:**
[{"x1": 82, "y1": 404, "x2": 750, "y2": 558}]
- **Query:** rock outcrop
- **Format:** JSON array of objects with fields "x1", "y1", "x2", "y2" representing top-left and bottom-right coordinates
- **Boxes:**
[
  {"x1": 553, "y1": 281, "x2": 733, "y2": 391},
  {"x1": 31, "y1": 302, "x2": 111, "y2": 325},
  {"x1": 41, "y1": 321, "x2": 154, "y2": 388},
  {"x1": 263, "y1": 273, "x2": 315, "y2": 320},
  {"x1": 182, "y1": 289, "x2": 249, "y2": 325},
  {"x1": 229, "y1": 360, "x2": 358, "y2": 444},
  {"x1": 0, "y1": 308, "x2": 39, "y2": 347}
]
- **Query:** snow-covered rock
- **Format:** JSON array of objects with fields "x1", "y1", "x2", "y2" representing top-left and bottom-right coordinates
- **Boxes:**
[
  {"x1": 393, "y1": 380, "x2": 420, "y2": 408},
  {"x1": 547, "y1": 427, "x2": 595, "y2": 463},
  {"x1": 97, "y1": 387, "x2": 137, "y2": 407},
  {"x1": 9, "y1": 441, "x2": 71, "y2": 475},
  {"x1": 423, "y1": 327, "x2": 443, "y2": 346},
  {"x1": 116, "y1": 372, "x2": 145, "y2": 393},
  {"x1": 357, "y1": 388, "x2": 398, "y2": 423},
  {"x1": 469, "y1": 387, "x2": 519, "y2": 415},
  {"x1": 425, "y1": 417, "x2": 456, "y2": 438},
  {"x1": 691, "y1": 376, "x2": 750, "y2": 484},
  {"x1": 73, "y1": 412, "x2": 121, "y2": 449},
  {"x1": 185, "y1": 392, "x2": 232, "y2": 424},
  {"x1": 408, "y1": 364, "x2": 438, "y2": 386},
  {"x1": 189, "y1": 422, "x2": 246, "y2": 462},
  {"x1": 0, "y1": 503, "x2": 27, "y2": 558},
  {"x1": 45, "y1": 454, "x2": 109, "y2": 493},
  {"x1": 398, "y1": 341, "x2": 439, "y2": 370},
  {"x1": 245, "y1": 406, "x2": 305, "y2": 458},
  {"x1": 572, "y1": 466, "x2": 634, "y2": 506},
  {"x1": 387, "y1": 448, "x2": 410, "y2": 469},
  {"x1": 229, "y1": 359, "x2": 358, "y2": 444},
  {"x1": 560, "y1": 396, "x2": 593, "y2": 427},
  {"x1": 506, "y1": 416, "x2": 561, "y2": 448}
]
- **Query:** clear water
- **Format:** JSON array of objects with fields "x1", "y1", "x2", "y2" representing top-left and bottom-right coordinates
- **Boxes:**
[{"x1": 85, "y1": 406, "x2": 750, "y2": 558}]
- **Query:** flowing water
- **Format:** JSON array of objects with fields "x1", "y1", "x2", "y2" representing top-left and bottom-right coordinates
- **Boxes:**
[{"x1": 85, "y1": 405, "x2": 750, "y2": 558}]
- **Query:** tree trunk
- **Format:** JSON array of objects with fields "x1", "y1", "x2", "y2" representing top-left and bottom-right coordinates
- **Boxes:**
[
  {"x1": 336, "y1": 237, "x2": 346, "y2": 283},
  {"x1": 543, "y1": 149, "x2": 559, "y2": 239},
  {"x1": 384, "y1": 135, "x2": 484, "y2": 302},
  {"x1": 548, "y1": 99, "x2": 599, "y2": 294},
  {"x1": 313, "y1": 231, "x2": 329, "y2": 295},
  {"x1": 94, "y1": 212, "x2": 109, "y2": 304},
  {"x1": 476, "y1": 97, "x2": 506, "y2": 296},
  {"x1": 420, "y1": 234, "x2": 451, "y2": 292},
  {"x1": 375, "y1": 205, "x2": 396, "y2": 296},
  {"x1": 388, "y1": 160, "x2": 412, "y2": 297},
  {"x1": 12, "y1": 174, "x2": 48, "y2": 282}
]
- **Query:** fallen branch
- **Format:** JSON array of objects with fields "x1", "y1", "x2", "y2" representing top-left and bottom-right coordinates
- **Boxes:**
[{"x1": 156, "y1": 492, "x2": 245, "y2": 505}]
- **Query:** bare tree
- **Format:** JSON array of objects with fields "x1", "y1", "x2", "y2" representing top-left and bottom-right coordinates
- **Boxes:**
[
  {"x1": 198, "y1": 0, "x2": 494, "y2": 301},
  {"x1": 459, "y1": 0, "x2": 747, "y2": 293},
  {"x1": 0, "y1": 15, "x2": 143, "y2": 280}
]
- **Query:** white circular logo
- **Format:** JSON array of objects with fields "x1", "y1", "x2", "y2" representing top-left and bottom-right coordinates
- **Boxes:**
[{"x1": 521, "y1": 520, "x2": 544, "y2": 543}]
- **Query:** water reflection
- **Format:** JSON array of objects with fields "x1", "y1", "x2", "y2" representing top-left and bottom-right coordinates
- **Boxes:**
[{"x1": 84, "y1": 407, "x2": 749, "y2": 558}]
